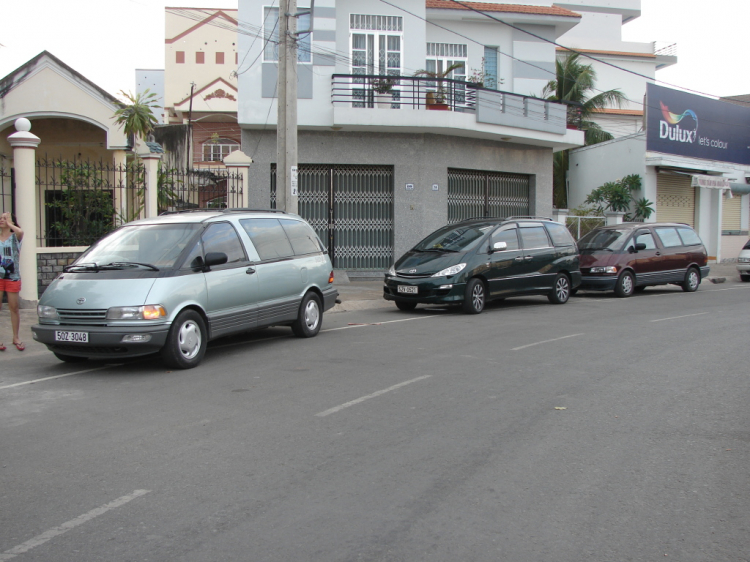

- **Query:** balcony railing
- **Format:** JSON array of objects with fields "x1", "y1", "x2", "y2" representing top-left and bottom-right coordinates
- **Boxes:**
[{"x1": 331, "y1": 74, "x2": 570, "y2": 135}]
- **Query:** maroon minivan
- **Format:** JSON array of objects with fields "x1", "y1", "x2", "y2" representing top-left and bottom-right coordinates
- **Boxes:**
[{"x1": 577, "y1": 223, "x2": 710, "y2": 297}]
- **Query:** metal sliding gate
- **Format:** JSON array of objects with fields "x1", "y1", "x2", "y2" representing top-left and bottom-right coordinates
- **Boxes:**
[
  {"x1": 271, "y1": 164, "x2": 394, "y2": 269},
  {"x1": 447, "y1": 168, "x2": 530, "y2": 223}
]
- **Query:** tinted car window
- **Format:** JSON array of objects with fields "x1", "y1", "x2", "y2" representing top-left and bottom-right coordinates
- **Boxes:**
[
  {"x1": 634, "y1": 231, "x2": 657, "y2": 250},
  {"x1": 490, "y1": 227, "x2": 519, "y2": 251},
  {"x1": 578, "y1": 228, "x2": 630, "y2": 252},
  {"x1": 241, "y1": 218, "x2": 294, "y2": 261},
  {"x1": 519, "y1": 226, "x2": 551, "y2": 249},
  {"x1": 414, "y1": 223, "x2": 494, "y2": 252},
  {"x1": 655, "y1": 227, "x2": 683, "y2": 248},
  {"x1": 202, "y1": 222, "x2": 247, "y2": 263},
  {"x1": 744, "y1": 239, "x2": 750, "y2": 250},
  {"x1": 280, "y1": 219, "x2": 322, "y2": 256},
  {"x1": 545, "y1": 222, "x2": 574, "y2": 247},
  {"x1": 677, "y1": 227, "x2": 702, "y2": 246}
]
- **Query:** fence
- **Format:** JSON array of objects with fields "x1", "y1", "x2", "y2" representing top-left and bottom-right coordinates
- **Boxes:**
[
  {"x1": 160, "y1": 166, "x2": 243, "y2": 212},
  {"x1": 0, "y1": 162, "x2": 12, "y2": 215},
  {"x1": 566, "y1": 215, "x2": 606, "y2": 240},
  {"x1": 36, "y1": 156, "x2": 145, "y2": 247}
]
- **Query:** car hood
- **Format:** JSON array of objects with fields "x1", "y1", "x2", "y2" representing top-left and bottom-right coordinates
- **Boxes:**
[
  {"x1": 39, "y1": 277, "x2": 158, "y2": 309},
  {"x1": 579, "y1": 251, "x2": 617, "y2": 269},
  {"x1": 395, "y1": 250, "x2": 466, "y2": 275}
]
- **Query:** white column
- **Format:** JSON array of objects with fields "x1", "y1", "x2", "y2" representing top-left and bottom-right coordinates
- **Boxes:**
[
  {"x1": 139, "y1": 152, "x2": 162, "y2": 218},
  {"x1": 224, "y1": 150, "x2": 253, "y2": 208},
  {"x1": 7, "y1": 118, "x2": 41, "y2": 307},
  {"x1": 552, "y1": 208, "x2": 569, "y2": 225}
]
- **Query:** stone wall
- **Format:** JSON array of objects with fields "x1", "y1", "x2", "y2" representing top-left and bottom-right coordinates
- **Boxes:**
[{"x1": 37, "y1": 251, "x2": 84, "y2": 297}]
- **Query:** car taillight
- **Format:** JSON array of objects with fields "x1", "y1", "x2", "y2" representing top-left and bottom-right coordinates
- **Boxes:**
[{"x1": 329, "y1": 271, "x2": 335, "y2": 284}]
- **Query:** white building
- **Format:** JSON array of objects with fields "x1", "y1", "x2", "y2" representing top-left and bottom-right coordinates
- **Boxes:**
[{"x1": 237, "y1": 0, "x2": 585, "y2": 270}]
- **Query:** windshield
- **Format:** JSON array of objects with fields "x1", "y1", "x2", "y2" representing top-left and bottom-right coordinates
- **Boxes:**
[
  {"x1": 76, "y1": 224, "x2": 202, "y2": 269},
  {"x1": 414, "y1": 223, "x2": 494, "y2": 253},
  {"x1": 577, "y1": 228, "x2": 631, "y2": 252}
]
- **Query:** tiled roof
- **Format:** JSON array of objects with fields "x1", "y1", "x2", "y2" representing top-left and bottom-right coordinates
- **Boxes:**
[
  {"x1": 425, "y1": 0, "x2": 581, "y2": 18},
  {"x1": 591, "y1": 108, "x2": 644, "y2": 116}
]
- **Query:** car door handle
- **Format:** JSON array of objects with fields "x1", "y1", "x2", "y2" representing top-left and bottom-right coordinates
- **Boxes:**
[
  {"x1": 515, "y1": 256, "x2": 524, "y2": 261},
  {"x1": 246, "y1": 267, "x2": 256, "y2": 275},
  {"x1": 655, "y1": 252, "x2": 661, "y2": 256},
  {"x1": 524, "y1": 256, "x2": 533, "y2": 261}
]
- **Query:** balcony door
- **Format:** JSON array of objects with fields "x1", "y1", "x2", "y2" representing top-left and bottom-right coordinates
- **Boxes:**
[{"x1": 350, "y1": 14, "x2": 402, "y2": 108}]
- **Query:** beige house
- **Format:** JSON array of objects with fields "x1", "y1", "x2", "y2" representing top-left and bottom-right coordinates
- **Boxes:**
[{"x1": 163, "y1": 7, "x2": 242, "y2": 166}]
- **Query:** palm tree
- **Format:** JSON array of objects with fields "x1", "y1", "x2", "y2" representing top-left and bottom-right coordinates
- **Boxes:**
[
  {"x1": 113, "y1": 89, "x2": 160, "y2": 147},
  {"x1": 542, "y1": 53, "x2": 627, "y2": 208}
]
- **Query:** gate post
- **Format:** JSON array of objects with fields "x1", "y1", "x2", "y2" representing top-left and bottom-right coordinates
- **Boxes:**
[
  {"x1": 138, "y1": 146, "x2": 162, "y2": 218},
  {"x1": 224, "y1": 150, "x2": 253, "y2": 208},
  {"x1": 7, "y1": 118, "x2": 41, "y2": 307}
]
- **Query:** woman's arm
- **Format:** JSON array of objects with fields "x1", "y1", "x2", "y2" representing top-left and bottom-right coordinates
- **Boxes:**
[{"x1": 3, "y1": 213, "x2": 23, "y2": 242}]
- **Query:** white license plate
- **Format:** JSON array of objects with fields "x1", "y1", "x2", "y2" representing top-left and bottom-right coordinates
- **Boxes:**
[
  {"x1": 54, "y1": 331, "x2": 89, "y2": 343},
  {"x1": 397, "y1": 285, "x2": 418, "y2": 294}
]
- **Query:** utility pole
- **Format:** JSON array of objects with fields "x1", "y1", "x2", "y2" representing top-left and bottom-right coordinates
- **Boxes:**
[
  {"x1": 187, "y1": 82, "x2": 195, "y2": 169},
  {"x1": 276, "y1": 0, "x2": 298, "y2": 214}
]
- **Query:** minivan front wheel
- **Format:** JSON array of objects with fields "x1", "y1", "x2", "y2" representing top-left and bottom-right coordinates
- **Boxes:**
[
  {"x1": 462, "y1": 278, "x2": 486, "y2": 314},
  {"x1": 161, "y1": 310, "x2": 207, "y2": 369},
  {"x1": 548, "y1": 273, "x2": 571, "y2": 304},
  {"x1": 292, "y1": 292, "x2": 322, "y2": 337},
  {"x1": 614, "y1": 271, "x2": 635, "y2": 298},
  {"x1": 682, "y1": 267, "x2": 700, "y2": 292}
]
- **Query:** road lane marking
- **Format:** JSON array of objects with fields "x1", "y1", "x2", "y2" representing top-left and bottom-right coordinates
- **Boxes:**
[
  {"x1": 316, "y1": 375, "x2": 432, "y2": 417},
  {"x1": 322, "y1": 315, "x2": 437, "y2": 332},
  {"x1": 0, "y1": 490, "x2": 150, "y2": 561},
  {"x1": 511, "y1": 333, "x2": 584, "y2": 351},
  {"x1": 650, "y1": 312, "x2": 708, "y2": 323},
  {"x1": 0, "y1": 365, "x2": 124, "y2": 391}
]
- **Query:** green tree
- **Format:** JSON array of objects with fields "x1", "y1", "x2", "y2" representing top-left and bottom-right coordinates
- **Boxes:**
[
  {"x1": 113, "y1": 89, "x2": 160, "y2": 144},
  {"x1": 542, "y1": 53, "x2": 628, "y2": 208},
  {"x1": 584, "y1": 174, "x2": 654, "y2": 222}
]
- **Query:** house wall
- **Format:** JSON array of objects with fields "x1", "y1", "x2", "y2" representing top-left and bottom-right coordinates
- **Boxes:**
[
  {"x1": 0, "y1": 118, "x2": 111, "y2": 163},
  {"x1": 568, "y1": 133, "x2": 647, "y2": 210},
  {"x1": 243, "y1": 129, "x2": 552, "y2": 259}
]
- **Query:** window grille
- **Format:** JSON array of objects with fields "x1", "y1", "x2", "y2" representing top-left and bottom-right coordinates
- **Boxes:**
[
  {"x1": 203, "y1": 139, "x2": 240, "y2": 162},
  {"x1": 350, "y1": 14, "x2": 402, "y2": 32},
  {"x1": 426, "y1": 43, "x2": 467, "y2": 58}
]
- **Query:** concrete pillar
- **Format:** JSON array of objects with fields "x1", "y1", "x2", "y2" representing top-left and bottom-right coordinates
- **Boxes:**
[
  {"x1": 605, "y1": 211, "x2": 625, "y2": 226},
  {"x1": 224, "y1": 150, "x2": 253, "y2": 208},
  {"x1": 139, "y1": 152, "x2": 162, "y2": 218},
  {"x1": 7, "y1": 118, "x2": 41, "y2": 307},
  {"x1": 552, "y1": 208, "x2": 569, "y2": 225}
]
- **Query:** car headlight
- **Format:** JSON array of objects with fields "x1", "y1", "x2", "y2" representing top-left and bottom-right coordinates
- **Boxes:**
[
  {"x1": 589, "y1": 266, "x2": 618, "y2": 274},
  {"x1": 432, "y1": 263, "x2": 467, "y2": 277},
  {"x1": 37, "y1": 305, "x2": 59, "y2": 320},
  {"x1": 106, "y1": 305, "x2": 167, "y2": 320},
  {"x1": 387, "y1": 265, "x2": 396, "y2": 276}
]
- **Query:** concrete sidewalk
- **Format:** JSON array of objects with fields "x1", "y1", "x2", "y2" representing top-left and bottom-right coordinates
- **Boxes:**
[{"x1": 1, "y1": 262, "x2": 742, "y2": 356}]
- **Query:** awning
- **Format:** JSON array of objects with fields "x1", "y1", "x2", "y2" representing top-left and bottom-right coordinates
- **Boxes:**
[{"x1": 690, "y1": 174, "x2": 730, "y2": 189}]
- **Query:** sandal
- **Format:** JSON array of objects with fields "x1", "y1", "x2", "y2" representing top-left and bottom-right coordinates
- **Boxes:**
[
  {"x1": 13, "y1": 342, "x2": 24, "y2": 351},
  {"x1": 0, "y1": 343, "x2": 5, "y2": 351}
]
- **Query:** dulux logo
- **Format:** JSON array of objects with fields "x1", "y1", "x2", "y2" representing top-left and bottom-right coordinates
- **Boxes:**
[{"x1": 659, "y1": 101, "x2": 698, "y2": 143}]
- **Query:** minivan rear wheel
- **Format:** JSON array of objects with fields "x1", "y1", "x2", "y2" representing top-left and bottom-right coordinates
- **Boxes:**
[
  {"x1": 462, "y1": 278, "x2": 486, "y2": 314},
  {"x1": 614, "y1": 271, "x2": 635, "y2": 298},
  {"x1": 548, "y1": 273, "x2": 571, "y2": 304},
  {"x1": 681, "y1": 267, "x2": 700, "y2": 292},
  {"x1": 161, "y1": 309, "x2": 207, "y2": 369},
  {"x1": 292, "y1": 292, "x2": 322, "y2": 337}
]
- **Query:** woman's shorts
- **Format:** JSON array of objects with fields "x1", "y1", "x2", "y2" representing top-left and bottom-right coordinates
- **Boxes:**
[{"x1": 0, "y1": 279, "x2": 21, "y2": 292}]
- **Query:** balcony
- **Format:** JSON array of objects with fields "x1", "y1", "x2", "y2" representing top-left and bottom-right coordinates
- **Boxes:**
[{"x1": 330, "y1": 74, "x2": 583, "y2": 150}]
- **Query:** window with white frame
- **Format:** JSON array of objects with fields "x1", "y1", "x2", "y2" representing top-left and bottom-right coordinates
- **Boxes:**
[
  {"x1": 350, "y1": 14, "x2": 403, "y2": 108},
  {"x1": 203, "y1": 139, "x2": 240, "y2": 162},
  {"x1": 263, "y1": 6, "x2": 312, "y2": 63},
  {"x1": 425, "y1": 43, "x2": 467, "y2": 105}
]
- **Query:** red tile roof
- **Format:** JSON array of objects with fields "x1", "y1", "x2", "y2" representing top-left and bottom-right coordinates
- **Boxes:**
[{"x1": 426, "y1": 1, "x2": 581, "y2": 18}]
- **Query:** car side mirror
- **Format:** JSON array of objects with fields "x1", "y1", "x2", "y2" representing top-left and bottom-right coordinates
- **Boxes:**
[
  {"x1": 635, "y1": 243, "x2": 647, "y2": 252},
  {"x1": 490, "y1": 241, "x2": 507, "y2": 253},
  {"x1": 204, "y1": 252, "x2": 228, "y2": 269}
]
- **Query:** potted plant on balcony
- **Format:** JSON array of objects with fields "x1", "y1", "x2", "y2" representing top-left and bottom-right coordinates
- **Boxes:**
[
  {"x1": 371, "y1": 76, "x2": 396, "y2": 109},
  {"x1": 413, "y1": 62, "x2": 464, "y2": 110}
]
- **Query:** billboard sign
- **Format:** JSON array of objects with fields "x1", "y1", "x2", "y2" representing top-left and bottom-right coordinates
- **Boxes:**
[{"x1": 646, "y1": 83, "x2": 750, "y2": 166}]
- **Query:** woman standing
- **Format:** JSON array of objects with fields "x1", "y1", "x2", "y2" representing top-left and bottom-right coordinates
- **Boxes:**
[{"x1": 0, "y1": 212, "x2": 24, "y2": 351}]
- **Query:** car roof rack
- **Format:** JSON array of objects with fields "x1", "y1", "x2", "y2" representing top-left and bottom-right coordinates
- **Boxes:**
[
  {"x1": 159, "y1": 208, "x2": 288, "y2": 216},
  {"x1": 505, "y1": 215, "x2": 553, "y2": 221}
]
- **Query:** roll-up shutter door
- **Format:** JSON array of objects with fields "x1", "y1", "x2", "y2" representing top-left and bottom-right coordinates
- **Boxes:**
[
  {"x1": 722, "y1": 193, "x2": 742, "y2": 233},
  {"x1": 657, "y1": 174, "x2": 695, "y2": 226}
]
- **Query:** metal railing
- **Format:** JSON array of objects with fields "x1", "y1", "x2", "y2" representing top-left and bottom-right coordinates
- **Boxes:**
[
  {"x1": 160, "y1": 166, "x2": 243, "y2": 212},
  {"x1": 566, "y1": 215, "x2": 606, "y2": 241},
  {"x1": 36, "y1": 156, "x2": 145, "y2": 247},
  {"x1": 0, "y1": 162, "x2": 12, "y2": 215}
]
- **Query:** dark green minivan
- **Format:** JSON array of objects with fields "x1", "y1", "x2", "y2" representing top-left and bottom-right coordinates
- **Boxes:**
[{"x1": 383, "y1": 217, "x2": 581, "y2": 313}]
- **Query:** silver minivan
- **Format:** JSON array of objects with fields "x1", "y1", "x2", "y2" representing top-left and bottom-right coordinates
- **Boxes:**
[{"x1": 32, "y1": 210, "x2": 339, "y2": 368}]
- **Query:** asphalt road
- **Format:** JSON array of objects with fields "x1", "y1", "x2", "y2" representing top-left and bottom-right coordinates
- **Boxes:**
[{"x1": 2, "y1": 282, "x2": 749, "y2": 562}]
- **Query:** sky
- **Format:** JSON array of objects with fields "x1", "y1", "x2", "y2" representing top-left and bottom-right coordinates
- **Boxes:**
[{"x1": 0, "y1": 0, "x2": 748, "y2": 101}]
